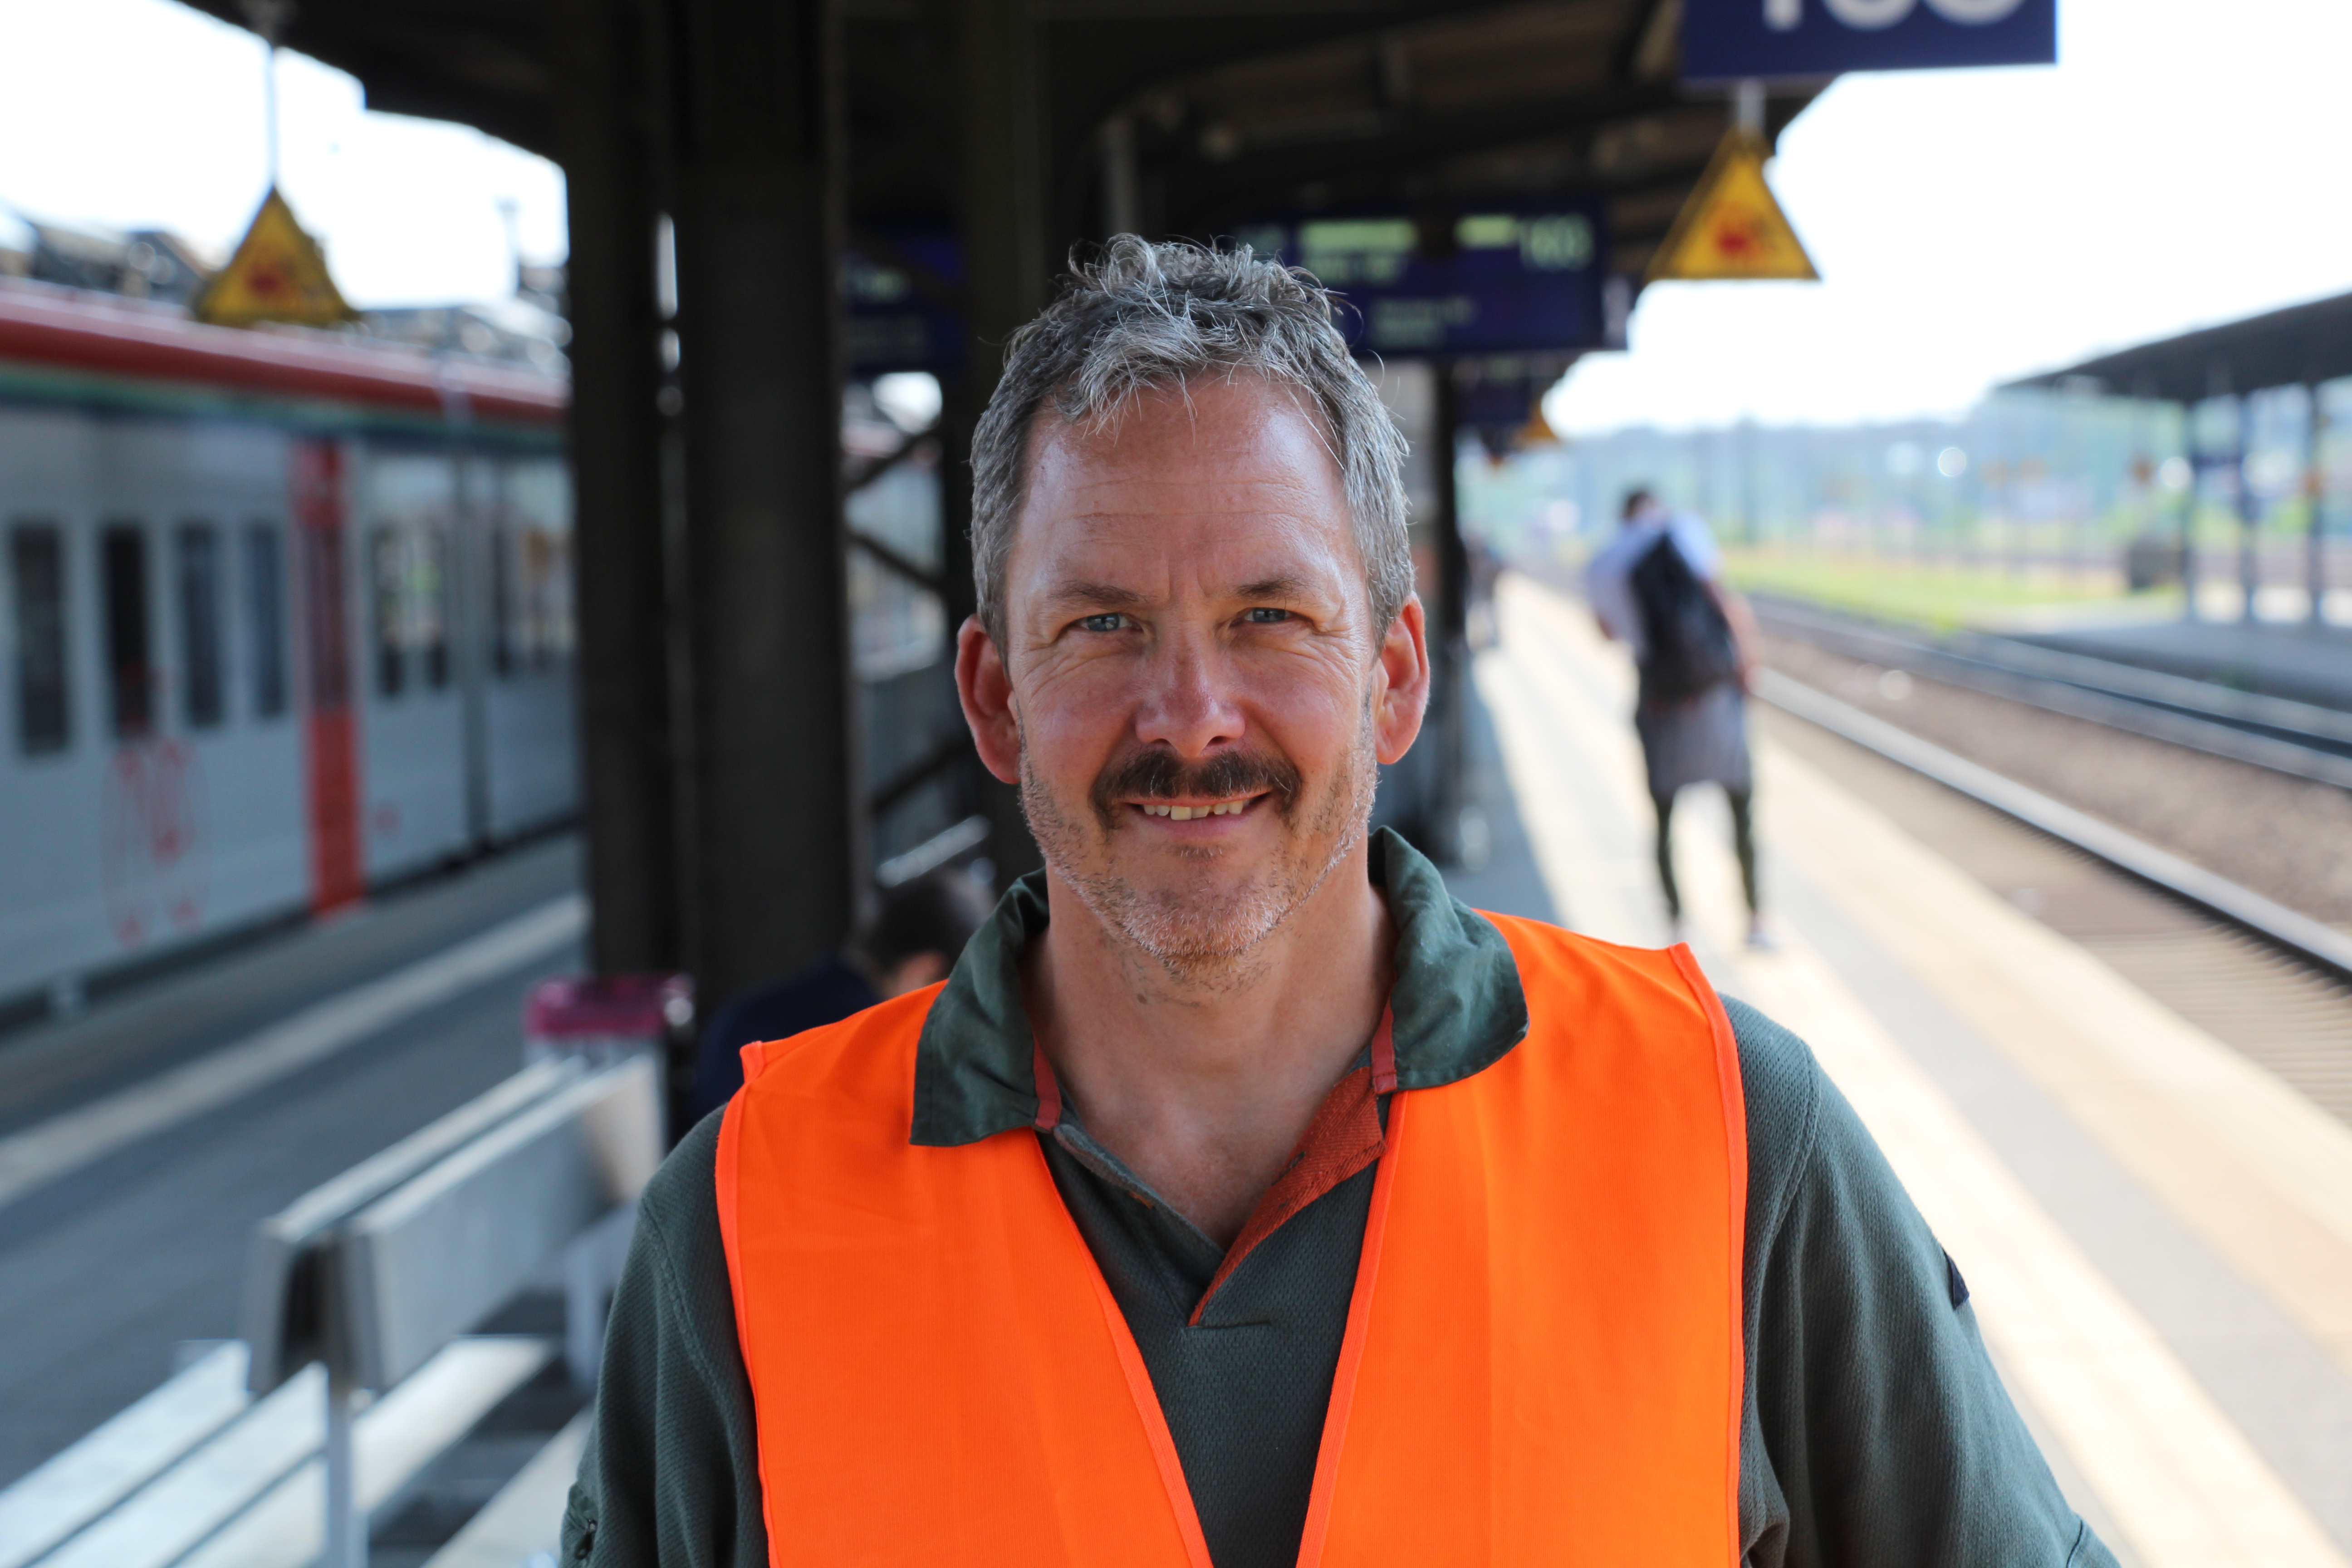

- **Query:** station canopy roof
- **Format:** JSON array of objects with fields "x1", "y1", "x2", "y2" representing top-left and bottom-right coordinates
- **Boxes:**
[
  {"x1": 181, "y1": 0, "x2": 1821, "y2": 284},
  {"x1": 2006, "y1": 289, "x2": 2352, "y2": 404}
]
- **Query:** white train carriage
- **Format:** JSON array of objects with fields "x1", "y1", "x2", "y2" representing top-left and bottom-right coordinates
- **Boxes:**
[{"x1": 0, "y1": 283, "x2": 575, "y2": 1015}]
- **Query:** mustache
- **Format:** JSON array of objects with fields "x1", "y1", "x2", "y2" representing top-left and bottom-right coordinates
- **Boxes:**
[{"x1": 1093, "y1": 747, "x2": 1302, "y2": 820}]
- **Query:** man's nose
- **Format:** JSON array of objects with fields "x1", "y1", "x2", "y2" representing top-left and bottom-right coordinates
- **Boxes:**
[{"x1": 1132, "y1": 631, "x2": 1244, "y2": 758}]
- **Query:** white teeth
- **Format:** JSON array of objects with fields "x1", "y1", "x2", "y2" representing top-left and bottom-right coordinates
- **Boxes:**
[{"x1": 1141, "y1": 800, "x2": 1250, "y2": 820}]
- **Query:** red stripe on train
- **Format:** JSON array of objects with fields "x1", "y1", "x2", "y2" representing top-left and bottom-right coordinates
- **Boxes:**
[
  {"x1": 0, "y1": 285, "x2": 566, "y2": 425},
  {"x1": 292, "y1": 441, "x2": 365, "y2": 915}
]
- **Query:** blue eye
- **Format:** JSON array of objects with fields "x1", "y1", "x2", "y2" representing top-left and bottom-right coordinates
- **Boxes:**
[
  {"x1": 1245, "y1": 607, "x2": 1292, "y2": 624},
  {"x1": 1078, "y1": 613, "x2": 1127, "y2": 633}
]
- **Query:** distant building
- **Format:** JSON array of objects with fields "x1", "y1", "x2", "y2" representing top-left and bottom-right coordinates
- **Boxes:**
[
  {"x1": 0, "y1": 210, "x2": 217, "y2": 305},
  {"x1": 0, "y1": 205, "x2": 569, "y2": 375}
]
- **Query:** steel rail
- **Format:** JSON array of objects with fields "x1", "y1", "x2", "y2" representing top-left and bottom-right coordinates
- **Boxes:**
[
  {"x1": 1752, "y1": 596, "x2": 2352, "y2": 789},
  {"x1": 1757, "y1": 669, "x2": 2352, "y2": 989}
]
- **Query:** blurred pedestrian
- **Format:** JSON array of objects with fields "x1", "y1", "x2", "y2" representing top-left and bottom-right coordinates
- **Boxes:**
[
  {"x1": 1585, "y1": 486, "x2": 1770, "y2": 947},
  {"x1": 686, "y1": 867, "x2": 991, "y2": 1122}
]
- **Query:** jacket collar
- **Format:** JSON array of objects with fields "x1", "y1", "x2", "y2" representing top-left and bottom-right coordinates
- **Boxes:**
[{"x1": 910, "y1": 827, "x2": 1529, "y2": 1147}]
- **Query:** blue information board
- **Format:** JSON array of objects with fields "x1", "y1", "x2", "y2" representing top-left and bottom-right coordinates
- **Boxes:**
[
  {"x1": 842, "y1": 206, "x2": 1618, "y2": 372},
  {"x1": 1231, "y1": 203, "x2": 1614, "y2": 359},
  {"x1": 846, "y1": 231, "x2": 965, "y2": 375},
  {"x1": 1682, "y1": 0, "x2": 2055, "y2": 82}
]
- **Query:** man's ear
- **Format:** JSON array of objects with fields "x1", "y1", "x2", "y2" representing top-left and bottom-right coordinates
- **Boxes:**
[
  {"x1": 1372, "y1": 595, "x2": 1431, "y2": 766},
  {"x1": 955, "y1": 615, "x2": 1023, "y2": 784}
]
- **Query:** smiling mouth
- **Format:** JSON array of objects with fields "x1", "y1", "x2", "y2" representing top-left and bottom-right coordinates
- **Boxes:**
[{"x1": 1133, "y1": 796, "x2": 1260, "y2": 821}]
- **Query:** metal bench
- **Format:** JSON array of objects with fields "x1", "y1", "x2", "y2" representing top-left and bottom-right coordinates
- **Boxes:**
[{"x1": 0, "y1": 1053, "x2": 659, "y2": 1568}]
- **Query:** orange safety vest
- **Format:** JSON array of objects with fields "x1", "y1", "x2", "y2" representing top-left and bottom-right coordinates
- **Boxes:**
[{"x1": 716, "y1": 914, "x2": 1746, "y2": 1566}]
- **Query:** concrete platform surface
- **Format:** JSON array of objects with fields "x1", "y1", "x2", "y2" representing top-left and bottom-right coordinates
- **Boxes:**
[{"x1": 1485, "y1": 573, "x2": 2352, "y2": 1568}]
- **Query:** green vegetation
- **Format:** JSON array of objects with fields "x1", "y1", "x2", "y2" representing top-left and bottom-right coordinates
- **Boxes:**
[{"x1": 1720, "y1": 550, "x2": 2163, "y2": 632}]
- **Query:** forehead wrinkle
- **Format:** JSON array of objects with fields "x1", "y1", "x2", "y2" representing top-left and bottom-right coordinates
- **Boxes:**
[{"x1": 1036, "y1": 578, "x2": 1149, "y2": 614}]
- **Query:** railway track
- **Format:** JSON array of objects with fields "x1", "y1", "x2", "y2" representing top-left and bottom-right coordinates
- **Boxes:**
[
  {"x1": 1753, "y1": 666, "x2": 2352, "y2": 1127},
  {"x1": 1752, "y1": 595, "x2": 2352, "y2": 788},
  {"x1": 1756, "y1": 671, "x2": 2352, "y2": 986}
]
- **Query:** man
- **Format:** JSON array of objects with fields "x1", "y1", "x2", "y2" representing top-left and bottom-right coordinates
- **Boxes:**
[
  {"x1": 1585, "y1": 488, "x2": 1768, "y2": 947},
  {"x1": 686, "y1": 868, "x2": 992, "y2": 1122},
  {"x1": 563, "y1": 239, "x2": 2114, "y2": 1568}
]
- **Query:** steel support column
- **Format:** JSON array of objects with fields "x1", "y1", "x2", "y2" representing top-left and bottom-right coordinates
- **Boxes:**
[
  {"x1": 953, "y1": 0, "x2": 1046, "y2": 885},
  {"x1": 2235, "y1": 392, "x2": 2259, "y2": 622},
  {"x1": 2308, "y1": 381, "x2": 2330, "y2": 626},
  {"x1": 669, "y1": 0, "x2": 859, "y2": 1008},
  {"x1": 553, "y1": 0, "x2": 678, "y2": 974}
]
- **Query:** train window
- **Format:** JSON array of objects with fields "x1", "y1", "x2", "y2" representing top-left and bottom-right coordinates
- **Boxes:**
[
  {"x1": 245, "y1": 524, "x2": 288, "y2": 718},
  {"x1": 10, "y1": 523, "x2": 69, "y2": 755},
  {"x1": 494, "y1": 527, "x2": 574, "y2": 672},
  {"x1": 371, "y1": 525, "x2": 405, "y2": 698},
  {"x1": 102, "y1": 524, "x2": 153, "y2": 738},
  {"x1": 370, "y1": 521, "x2": 453, "y2": 698},
  {"x1": 175, "y1": 523, "x2": 224, "y2": 729},
  {"x1": 490, "y1": 518, "x2": 514, "y2": 678},
  {"x1": 420, "y1": 526, "x2": 450, "y2": 690}
]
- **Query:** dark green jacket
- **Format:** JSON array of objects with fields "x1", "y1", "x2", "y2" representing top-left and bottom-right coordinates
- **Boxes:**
[{"x1": 562, "y1": 831, "x2": 2115, "y2": 1568}]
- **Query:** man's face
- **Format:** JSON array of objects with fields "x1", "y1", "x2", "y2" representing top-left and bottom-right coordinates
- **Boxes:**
[{"x1": 957, "y1": 373, "x2": 1427, "y2": 980}]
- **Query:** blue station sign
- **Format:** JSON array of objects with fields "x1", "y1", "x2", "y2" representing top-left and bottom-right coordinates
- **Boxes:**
[
  {"x1": 846, "y1": 231, "x2": 965, "y2": 375},
  {"x1": 1231, "y1": 204, "x2": 1615, "y2": 359},
  {"x1": 843, "y1": 205, "x2": 1619, "y2": 373},
  {"x1": 1682, "y1": 0, "x2": 2056, "y2": 82}
]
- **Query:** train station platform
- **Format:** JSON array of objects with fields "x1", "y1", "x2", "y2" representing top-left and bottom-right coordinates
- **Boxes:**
[{"x1": 1474, "y1": 574, "x2": 2352, "y2": 1568}]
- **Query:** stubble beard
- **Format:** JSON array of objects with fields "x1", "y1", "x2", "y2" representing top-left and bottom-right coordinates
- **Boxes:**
[{"x1": 1020, "y1": 700, "x2": 1380, "y2": 991}]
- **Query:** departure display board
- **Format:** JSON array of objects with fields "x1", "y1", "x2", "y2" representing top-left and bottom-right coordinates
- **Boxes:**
[{"x1": 1230, "y1": 204, "x2": 1616, "y2": 359}]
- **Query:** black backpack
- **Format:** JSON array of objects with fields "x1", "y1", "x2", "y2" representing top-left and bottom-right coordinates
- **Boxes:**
[{"x1": 1628, "y1": 533, "x2": 1740, "y2": 702}]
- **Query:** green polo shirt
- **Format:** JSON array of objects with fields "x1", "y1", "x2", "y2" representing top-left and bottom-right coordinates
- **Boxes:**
[{"x1": 561, "y1": 829, "x2": 2116, "y2": 1568}]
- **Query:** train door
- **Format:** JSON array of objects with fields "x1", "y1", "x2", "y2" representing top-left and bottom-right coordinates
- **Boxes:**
[
  {"x1": 455, "y1": 448, "x2": 493, "y2": 848},
  {"x1": 157, "y1": 421, "x2": 306, "y2": 935},
  {"x1": 292, "y1": 437, "x2": 363, "y2": 914},
  {"x1": 480, "y1": 454, "x2": 578, "y2": 838},
  {"x1": 353, "y1": 444, "x2": 470, "y2": 879}
]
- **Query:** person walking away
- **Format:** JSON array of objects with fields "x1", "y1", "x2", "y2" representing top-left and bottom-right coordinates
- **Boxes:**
[{"x1": 1584, "y1": 488, "x2": 1769, "y2": 947}]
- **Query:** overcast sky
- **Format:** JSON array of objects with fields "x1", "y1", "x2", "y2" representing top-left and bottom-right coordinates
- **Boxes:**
[
  {"x1": 0, "y1": 0, "x2": 2344, "y2": 431},
  {"x1": 0, "y1": 0, "x2": 565, "y2": 305}
]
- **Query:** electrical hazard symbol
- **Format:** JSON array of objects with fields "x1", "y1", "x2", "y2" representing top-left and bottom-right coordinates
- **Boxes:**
[
  {"x1": 193, "y1": 188, "x2": 359, "y2": 329},
  {"x1": 1646, "y1": 129, "x2": 1819, "y2": 283}
]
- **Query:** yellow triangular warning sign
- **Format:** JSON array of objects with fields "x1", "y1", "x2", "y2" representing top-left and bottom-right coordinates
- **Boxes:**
[
  {"x1": 192, "y1": 188, "x2": 358, "y2": 328},
  {"x1": 1646, "y1": 129, "x2": 1819, "y2": 283}
]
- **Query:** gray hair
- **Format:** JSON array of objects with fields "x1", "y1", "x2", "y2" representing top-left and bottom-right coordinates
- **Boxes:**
[{"x1": 969, "y1": 236, "x2": 1414, "y2": 651}]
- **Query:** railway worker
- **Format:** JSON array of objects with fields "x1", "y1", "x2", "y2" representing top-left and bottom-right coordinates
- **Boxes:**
[
  {"x1": 1584, "y1": 486, "x2": 1770, "y2": 948},
  {"x1": 561, "y1": 238, "x2": 2116, "y2": 1568}
]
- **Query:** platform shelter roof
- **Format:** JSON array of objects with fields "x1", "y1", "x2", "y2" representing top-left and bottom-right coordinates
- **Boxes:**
[
  {"x1": 2006, "y1": 290, "x2": 2352, "y2": 404},
  {"x1": 180, "y1": 0, "x2": 1818, "y2": 286}
]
